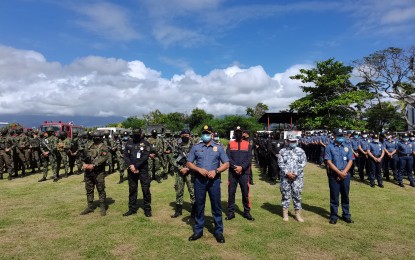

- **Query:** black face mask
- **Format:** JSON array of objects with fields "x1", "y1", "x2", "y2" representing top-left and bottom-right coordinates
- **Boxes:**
[
  {"x1": 132, "y1": 134, "x2": 141, "y2": 142},
  {"x1": 235, "y1": 132, "x2": 243, "y2": 140},
  {"x1": 181, "y1": 136, "x2": 190, "y2": 143},
  {"x1": 93, "y1": 137, "x2": 101, "y2": 144},
  {"x1": 152, "y1": 133, "x2": 157, "y2": 138}
]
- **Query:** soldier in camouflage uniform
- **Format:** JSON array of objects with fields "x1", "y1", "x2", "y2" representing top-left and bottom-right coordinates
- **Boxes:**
[
  {"x1": 0, "y1": 128, "x2": 14, "y2": 180},
  {"x1": 29, "y1": 130, "x2": 42, "y2": 173},
  {"x1": 80, "y1": 131, "x2": 109, "y2": 216},
  {"x1": 113, "y1": 133, "x2": 126, "y2": 184},
  {"x1": 147, "y1": 129, "x2": 165, "y2": 183},
  {"x1": 103, "y1": 131, "x2": 115, "y2": 174},
  {"x1": 56, "y1": 131, "x2": 70, "y2": 179},
  {"x1": 38, "y1": 127, "x2": 58, "y2": 182},
  {"x1": 278, "y1": 135, "x2": 307, "y2": 222},
  {"x1": 68, "y1": 130, "x2": 82, "y2": 175},
  {"x1": 163, "y1": 130, "x2": 176, "y2": 179},
  {"x1": 171, "y1": 129, "x2": 195, "y2": 218},
  {"x1": 13, "y1": 127, "x2": 28, "y2": 177}
]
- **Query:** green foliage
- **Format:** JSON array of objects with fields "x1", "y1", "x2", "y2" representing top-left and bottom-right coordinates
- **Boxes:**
[
  {"x1": 188, "y1": 108, "x2": 214, "y2": 132},
  {"x1": 163, "y1": 112, "x2": 188, "y2": 132},
  {"x1": 205, "y1": 115, "x2": 263, "y2": 137},
  {"x1": 246, "y1": 102, "x2": 269, "y2": 120},
  {"x1": 364, "y1": 102, "x2": 407, "y2": 132},
  {"x1": 289, "y1": 58, "x2": 373, "y2": 129},
  {"x1": 121, "y1": 116, "x2": 146, "y2": 129}
]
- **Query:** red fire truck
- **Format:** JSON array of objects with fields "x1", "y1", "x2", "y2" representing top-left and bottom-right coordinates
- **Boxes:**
[{"x1": 39, "y1": 121, "x2": 84, "y2": 138}]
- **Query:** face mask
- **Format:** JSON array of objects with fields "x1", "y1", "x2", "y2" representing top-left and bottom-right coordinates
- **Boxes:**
[
  {"x1": 235, "y1": 132, "x2": 243, "y2": 140},
  {"x1": 132, "y1": 134, "x2": 141, "y2": 142},
  {"x1": 403, "y1": 138, "x2": 409, "y2": 142},
  {"x1": 373, "y1": 139, "x2": 379, "y2": 143},
  {"x1": 336, "y1": 137, "x2": 345, "y2": 144},
  {"x1": 122, "y1": 136, "x2": 129, "y2": 141},
  {"x1": 289, "y1": 143, "x2": 297, "y2": 149},
  {"x1": 93, "y1": 137, "x2": 101, "y2": 144},
  {"x1": 362, "y1": 135, "x2": 367, "y2": 138},
  {"x1": 214, "y1": 137, "x2": 219, "y2": 142},
  {"x1": 181, "y1": 136, "x2": 189, "y2": 143},
  {"x1": 353, "y1": 135, "x2": 359, "y2": 139},
  {"x1": 201, "y1": 134, "x2": 212, "y2": 143},
  {"x1": 410, "y1": 137, "x2": 415, "y2": 141}
]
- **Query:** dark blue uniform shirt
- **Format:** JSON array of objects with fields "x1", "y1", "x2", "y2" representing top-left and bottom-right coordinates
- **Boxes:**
[
  {"x1": 187, "y1": 142, "x2": 229, "y2": 172},
  {"x1": 368, "y1": 142, "x2": 385, "y2": 156},
  {"x1": 325, "y1": 143, "x2": 354, "y2": 170}
]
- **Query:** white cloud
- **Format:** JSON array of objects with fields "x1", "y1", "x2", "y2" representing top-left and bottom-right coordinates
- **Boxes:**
[
  {"x1": 73, "y1": 2, "x2": 140, "y2": 41},
  {"x1": 0, "y1": 45, "x2": 308, "y2": 117}
]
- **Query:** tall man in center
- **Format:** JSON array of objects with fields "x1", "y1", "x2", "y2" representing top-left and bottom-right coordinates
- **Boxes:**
[{"x1": 187, "y1": 125, "x2": 229, "y2": 243}]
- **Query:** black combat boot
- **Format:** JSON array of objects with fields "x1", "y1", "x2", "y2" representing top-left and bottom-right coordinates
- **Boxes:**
[
  {"x1": 80, "y1": 202, "x2": 94, "y2": 215},
  {"x1": 0, "y1": 172, "x2": 3, "y2": 179},
  {"x1": 118, "y1": 173, "x2": 124, "y2": 184},
  {"x1": 100, "y1": 203, "x2": 106, "y2": 216},
  {"x1": 171, "y1": 205, "x2": 182, "y2": 218}
]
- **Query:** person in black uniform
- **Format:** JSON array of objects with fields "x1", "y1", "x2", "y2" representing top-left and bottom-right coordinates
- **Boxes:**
[
  {"x1": 123, "y1": 128, "x2": 152, "y2": 217},
  {"x1": 267, "y1": 130, "x2": 285, "y2": 184}
]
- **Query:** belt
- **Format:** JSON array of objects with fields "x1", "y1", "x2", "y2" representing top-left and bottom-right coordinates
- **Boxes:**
[{"x1": 399, "y1": 153, "x2": 412, "y2": 157}]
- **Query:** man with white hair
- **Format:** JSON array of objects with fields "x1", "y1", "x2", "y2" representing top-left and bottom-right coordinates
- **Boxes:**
[{"x1": 278, "y1": 134, "x2": 307, "y2": 222}]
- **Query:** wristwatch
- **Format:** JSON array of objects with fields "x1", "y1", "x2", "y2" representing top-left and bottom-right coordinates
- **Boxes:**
[{"x1": 215, "y1": 169, "x2": 219, "y2": 175}]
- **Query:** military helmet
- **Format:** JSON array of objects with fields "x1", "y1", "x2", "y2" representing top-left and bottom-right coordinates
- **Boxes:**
[
  {"x1": 104, "y1": 130, "x2": 110, "y2": 137},
  {"x1": 92, "y1": 131, "x2": 103, "y2": 138},
  {"x1": 1, "y1": 127, "x2": 8, "y2": 135}
]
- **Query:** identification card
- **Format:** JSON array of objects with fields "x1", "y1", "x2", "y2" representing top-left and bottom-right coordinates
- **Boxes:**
[
  {"x1": 137, "y1": 152, "x2": 141, "y2": 159},
  {"x1": 343, "y1": 156, "x2": 347, "y2": 161}
]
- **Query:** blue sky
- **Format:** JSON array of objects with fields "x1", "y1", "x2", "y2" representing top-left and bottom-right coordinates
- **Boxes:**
[{"x1": 0, "y1": 0, "x2": 414, "y2": 120}]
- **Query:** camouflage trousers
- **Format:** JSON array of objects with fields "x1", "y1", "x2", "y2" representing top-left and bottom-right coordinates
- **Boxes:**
[
  {"x1": 280, "y1": 177, "x2": 304, "y2": 210},
  {"x1": 115, "y1": 151, "x2": 125, "y2": 176},
  {"x1": 41, "y1": 153, "x2": 56, "y2": 179},
  {"x1": 163, "y1": 153, "x2": 175, "y2": 175},
  {"x1": 148, "y1": 157, "x2": 163, "y2": 180},
  {"x1": 68, "y1": 153, "x2": 82, "y2": 174},
  {"x1": 31, "y1": 148, "x2": 42, "y2": 172},
  {"x1": 84, "y1": 170, "x2": 106, "y2": 204},
  {"x1": 0, "y1": 150, "x2": 14, "y2": 178},
  {"x1": 174, "y1": 171, "x2": 195, "y2": 205},
  {"x1": 13, "y1": 149, "x2": 26, "y2": 175},
  {"x1": 56, "y1": 151, "x2": 69, "y2": 175}
]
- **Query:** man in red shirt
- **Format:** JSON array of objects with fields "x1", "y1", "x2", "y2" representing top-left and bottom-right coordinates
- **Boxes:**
[{"x1": 226, "y1": 126, "x2": 254, "y2": 221}]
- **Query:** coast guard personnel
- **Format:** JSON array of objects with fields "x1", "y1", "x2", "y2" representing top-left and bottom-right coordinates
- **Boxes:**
[
  {"x1": 186, "y1": 125, "x2": 229, "y2": 243},
  {"x1": 325, "y1": 128, "x2": 354, "y2": 225},
  {"x1": 278, "y1": 135, "x2": 307, "y2": 222}
]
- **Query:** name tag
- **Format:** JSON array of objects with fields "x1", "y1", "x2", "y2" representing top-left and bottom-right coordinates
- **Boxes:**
[
  {"x1": 343, "y1": 157, "x2": 347, "y2": 161},
  {"x1": 137, "y1": 152, "x2": 141, "y2": 159}
]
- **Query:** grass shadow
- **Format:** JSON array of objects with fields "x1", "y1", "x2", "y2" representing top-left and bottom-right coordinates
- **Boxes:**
[{"x1": 301, "y1": 203, "x2": 331, "y2": 220}]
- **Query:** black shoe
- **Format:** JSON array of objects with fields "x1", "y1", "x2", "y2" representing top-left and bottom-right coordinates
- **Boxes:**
[
  {"x1": 225, "y1": 214, "x2": 235, "y2": 220},
  {"x1": 343, "y1": 217, "x2": 354, "y2": 223},
  {"x1": 214, "y1": 233, "x2": 225, "y2": 243},
  {"x1": 243, "y1": 213, "x2": 255, "y2": 221},
  {"x1": 399, "y1": 182, "x2": 405, "y2": 187},
  {"x1": 379, "y1": 184, "x2": 384, "y2": 188},
  {"x1": 370, "y1": 184, "x2": 375, "y2": 188},
  {"x1": 144, "y1": 211, "x2": 152, "y2": 217},
  {"x1": 122, "y1": 211, "x2": 137, "y2": 216},
  {"x1": 410, "y1": 183, "x2": 415, "y2": 187},
  {"x1": 38, "y1": 177, "x2": 47, "y2": 182},
  {"x1": 53, "y1": 178, "x2": 58, "y2": 182},
  {"x1": 329, "y1": 219, "x2": 337, "y2": 225},
  {"x1": 188, "y1": 233, "x2": 203, "y2": 241},
  {"x1": 157, "y1": 179, "x2": 162, "y2": 183}
]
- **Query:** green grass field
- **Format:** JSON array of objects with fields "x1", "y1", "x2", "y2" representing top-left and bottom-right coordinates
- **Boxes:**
[{"x1": 1, "y1": 163, "x2": 415, "y2": 260}]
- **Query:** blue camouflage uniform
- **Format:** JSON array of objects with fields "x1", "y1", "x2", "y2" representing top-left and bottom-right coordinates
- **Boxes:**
[{"x1": 278, "y1": 145, "x2": 307, "y2": 209}]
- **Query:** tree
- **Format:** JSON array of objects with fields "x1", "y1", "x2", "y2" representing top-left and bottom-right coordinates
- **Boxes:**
[
  {"x1": 364, "y1": 102, "x2": 407, "y2": 132},
  {"x1": 207, "y1": 115, "x2": 263, "y2": 137},
  {"x1": 188, "y1": 108, "x2": 213, "y2": 132},
  {"x1": 164, "y1": 112, "x2": 188, "y2": 132},
  {"x1": 143, "y1": 109, "x2": 166, "y2": 125},
  {"x1": 354, "y1": 47, "x2": 415, "y2": 127},
  {"x1": 246, "y1": 102, "x2": 269, "y2": 120},
  {"x1": 289, "y1": 58, "x2": 373, "y2": 129},
  {"x1": 121, "y1": 116, "x2": 146, "y2": 129}
]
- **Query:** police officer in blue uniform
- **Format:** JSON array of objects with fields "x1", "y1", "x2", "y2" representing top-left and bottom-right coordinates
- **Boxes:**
[
  {"x1": 187, "y1": 125, "x2": 229, "y2": 243},
  {"x1": 397, "y1": 133, "x2": 415, "y2": 187},
  {"x1": 325, "y1": 128, "x2": 354, "y2": 224},
  {"x1": 367, "y1": 134, "x2": 385, "y2": 188},
  {"x1": 358, "y1": 130, "x2": 370, "y2": 181},
  {"x1": 383, "y1": 132, "x2": 398, "y2": 181},
  {"x1": 349, "y1": 131, "x2": 360, "y2": 177},
  {"x1": 123, "y1": 128, "x2": 153, "y2": 217}
]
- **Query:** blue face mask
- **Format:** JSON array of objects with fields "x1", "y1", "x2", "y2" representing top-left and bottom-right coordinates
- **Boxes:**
[
  {"x1": 201, "y1": 134, "x2": 212, "y2": 143},
  {"x1": 353, "y1": 135, "x2": 359, "y2": 139},
  {"x1": 403, "y1": 138, "x2": 409, "y2": 142},
  {"x1": 289, "y1": 143, "x2": 297, "y2": 149},
  {"x1": 336, "y1": 137, "x2": 345, "y2": 143}
]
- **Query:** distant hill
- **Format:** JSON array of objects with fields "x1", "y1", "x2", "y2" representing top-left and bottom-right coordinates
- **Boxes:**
[{"x1": 0, "y1": 114, "x2": 125, "y2": 128}]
